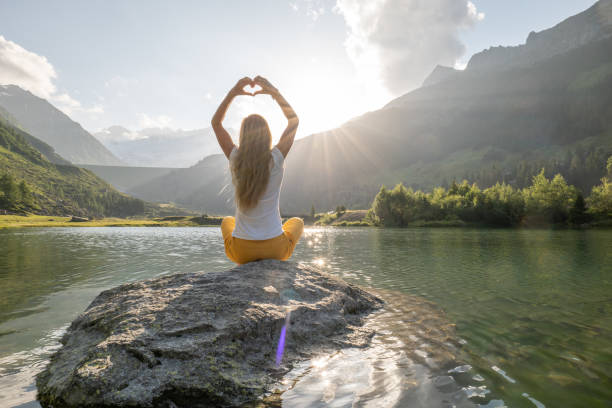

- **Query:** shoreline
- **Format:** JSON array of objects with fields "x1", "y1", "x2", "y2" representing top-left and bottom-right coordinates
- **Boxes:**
[
  {"x1": 0, "y1": 214, "x2": 224, "y2": 229},
  {"x1": 312, "y1": 210, "x2": 612, "y2": 229},
  {"x1": 2, "y1": 213, "x2": 610, "y2": 230}
]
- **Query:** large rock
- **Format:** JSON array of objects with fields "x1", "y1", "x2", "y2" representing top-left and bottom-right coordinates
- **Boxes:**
[{"x1": 36, "y1": 260, "x2": 383, "y2": 407}]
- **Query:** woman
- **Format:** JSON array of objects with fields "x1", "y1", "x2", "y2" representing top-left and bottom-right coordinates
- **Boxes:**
[{"x1": 212, "y1": 75, "x2": 303, "y2": 264}]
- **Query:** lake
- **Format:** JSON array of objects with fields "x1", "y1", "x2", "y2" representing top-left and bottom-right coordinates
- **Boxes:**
[{"x1": 0, "y1": 227, "x2": 610, "y2": 407}]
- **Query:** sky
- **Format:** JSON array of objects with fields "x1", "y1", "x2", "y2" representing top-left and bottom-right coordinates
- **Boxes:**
[{"x1": 0, "y1": 0, "x2": 598, "y2": 143}]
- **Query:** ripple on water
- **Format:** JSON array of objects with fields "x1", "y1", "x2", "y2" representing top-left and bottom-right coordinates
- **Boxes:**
[
  {"x1": 0, "y1": 325, "x2": 66, "y2": 408},
  {"x1": 1, "y1": 227, "x2": 611, "y2": 407},
  {"x1": 264, "y1": 289, "x2": 490, "y2": 408}
]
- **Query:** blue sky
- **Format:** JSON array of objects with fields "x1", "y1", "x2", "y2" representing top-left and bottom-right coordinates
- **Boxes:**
[{"x1": 0, "y1": 0, "x2": 598, "y2": 141}]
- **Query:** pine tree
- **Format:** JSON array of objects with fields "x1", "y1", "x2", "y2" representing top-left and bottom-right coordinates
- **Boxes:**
[
  {"x1": 569, "y1": 192, "x2": 590, "y2": 226},
  {"x1": 18, "y1": 180, "x2": 33, "y2": 207},
  {"x1": 0, "y1": 174, "x2": 18, "y2": 208}
]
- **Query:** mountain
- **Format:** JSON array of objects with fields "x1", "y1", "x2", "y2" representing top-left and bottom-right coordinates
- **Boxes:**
[
  {"x1": 467, "y1": 0, "x2": 612, "y2": 71},
  {"x1": 94, "y1": 126, "x2": 233, "y2": 168},
  {"x1": 422, "y1": 65, "x2": 461, "y2": 87},
  {"x1": 0, "y1": 85, "x2": 123, "y2": 165},
  {"x1": 128, "y1": 153, "x2": 233, "y2": 213},
  {"x1": 0, "y1": 105, "x2": 72, "y2": 166},
  {"x1": 80, "y1": 164, "x2": 178, "y2": 193},
  {"x1": 127, "y1": 1, "x2": 612, "y2": 214},
  {"x1": 0, "y1": 119, "x2": 144, "y2": 217}
]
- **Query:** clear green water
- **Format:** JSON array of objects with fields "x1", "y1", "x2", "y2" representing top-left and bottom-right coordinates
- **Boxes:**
[{"x1": 0, "y1": 227, "x2": 610, "y2": 407}]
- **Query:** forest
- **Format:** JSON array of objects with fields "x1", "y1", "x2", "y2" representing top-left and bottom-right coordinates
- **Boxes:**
[
  {"x1": 0, "y1": 116, "x2": 146, "y2": 218},
  {"x1": 0, "y1": 172, "x2": 145, "y2": 217},
  {"x1": 369, "y1": 157, "x2": 612, "y2": 227},
  {"x1": 456, "y1": 144, "x2": 611, "y2": 193}
]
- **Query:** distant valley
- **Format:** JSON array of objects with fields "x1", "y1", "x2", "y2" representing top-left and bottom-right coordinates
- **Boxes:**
[{"x1": 94, "y1": 126, "x2": 233, "y2": 168}]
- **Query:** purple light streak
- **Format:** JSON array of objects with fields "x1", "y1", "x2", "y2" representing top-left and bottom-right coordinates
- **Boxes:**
[
  {"x1": 275, "y1": 311, "x2": 291, "y2": 367},
  {"x1": 275, "y1": 325, "x2": 287, "y2": 367}
]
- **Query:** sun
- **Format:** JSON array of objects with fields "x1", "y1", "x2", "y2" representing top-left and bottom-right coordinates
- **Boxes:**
[
  {"x1": 225, "y1": 67, "x2": 390, "y2": 141},
  {"x1": 288, "y1": 67, "x2": 392, "y2": 137}
]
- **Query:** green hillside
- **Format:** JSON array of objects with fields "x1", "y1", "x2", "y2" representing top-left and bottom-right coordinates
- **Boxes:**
[
  {"x1": 0, "y1": 84, "x2": 123, "y2": 165},
  {"x1": 0, "y1": 105, "x2": 71, "y2": 166},
  {"x1": 0, "y1": 120, "x2": 144, "y2": 217}
]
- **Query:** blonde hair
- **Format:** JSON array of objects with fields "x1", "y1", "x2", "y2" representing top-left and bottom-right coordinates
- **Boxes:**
[{"x1": 231, "y1": 114, "x2": 273, "y2": 210}]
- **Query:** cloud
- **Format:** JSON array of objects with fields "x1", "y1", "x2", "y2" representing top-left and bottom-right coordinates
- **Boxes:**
[
  {"x1": 0, "y1": 35, "x2": 57, "y2": 98},
  {"x1": 51, "y1": 92, "x2": 104, "y2": 116},
  {"x1": 334, "y1": 0, "x2": 484, "y2": 94},
  {"x1": 0, "y1": 35, "x2": 103, "y2": 120},
  {"x1": 95, "y1": 127, "x2": 148, "y2": 143},
  {"x1": 138, "y1": 113, "x2": 174, "y2": 129},
  {"x1": 290, "y1": 0, "x2": 328, "y2": 20}
]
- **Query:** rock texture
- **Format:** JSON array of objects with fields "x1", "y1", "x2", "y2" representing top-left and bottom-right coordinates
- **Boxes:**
[{"x1": 36, "y1": 260, "x2": 383, "y2": 407}]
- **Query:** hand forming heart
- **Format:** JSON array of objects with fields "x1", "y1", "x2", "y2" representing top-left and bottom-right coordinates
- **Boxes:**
[{"x1": 232, "y1": 76, "x2": 277, "y2": 98}]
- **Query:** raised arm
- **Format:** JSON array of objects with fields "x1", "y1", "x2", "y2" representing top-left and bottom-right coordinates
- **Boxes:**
[
  {"x1": 211, "y1": 77, "x2": 253, "y2": 159},
  {"x1": 253, "y1": 76, "x2": 299, "y2": 158}
]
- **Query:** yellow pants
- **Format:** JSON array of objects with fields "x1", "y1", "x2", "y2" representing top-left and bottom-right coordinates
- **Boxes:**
[{"x1": 221, "y1": 216, "x2": 304, "y2": 264}]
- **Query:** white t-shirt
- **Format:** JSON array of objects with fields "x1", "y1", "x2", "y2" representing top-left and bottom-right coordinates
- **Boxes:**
[{"x1": 229, "y1": 146, "x2": 285, "y2": 240}]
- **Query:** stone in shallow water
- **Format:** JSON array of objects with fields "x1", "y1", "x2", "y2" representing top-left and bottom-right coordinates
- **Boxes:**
[
  {"x1": 448, "y1": 364, "x2": 472, "y2": 374},
  {"x1": 36, "y1": 260, "x2": 383, "y2": 407},
  {"x1": 434, "y1": 375, "x2": 456, "y2": 392}
]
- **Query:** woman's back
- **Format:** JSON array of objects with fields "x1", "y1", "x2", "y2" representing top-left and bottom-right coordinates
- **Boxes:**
[
  {"x1": 230, "y1": 146, "x2": 285, "y2": 240},
  {"x1": 213, "y1": 75, "x2": 302, "y2": 264}
]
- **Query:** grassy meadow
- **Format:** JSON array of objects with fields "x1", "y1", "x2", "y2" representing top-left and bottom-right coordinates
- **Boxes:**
[{"x1": 0, "y1": 214, "x2": 224, "y2": 229}]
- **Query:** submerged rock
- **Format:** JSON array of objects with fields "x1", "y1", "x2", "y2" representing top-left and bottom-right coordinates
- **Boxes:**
[{"x1": 36, "y1": 260, "x2": 383, "y2": 407}]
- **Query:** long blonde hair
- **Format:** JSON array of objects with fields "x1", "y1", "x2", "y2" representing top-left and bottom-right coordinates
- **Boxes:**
[{"x1": 231, "y1": 114, "x2": 273, "y2": 210}]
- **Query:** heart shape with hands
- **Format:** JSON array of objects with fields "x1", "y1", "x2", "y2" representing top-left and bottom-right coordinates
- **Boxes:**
[
  {"x1": 234, "y1": 76, "x2": 277, "y2": 97},
  {"x1": 243, "y1": 82, "x2": 262, "y2": 96}
]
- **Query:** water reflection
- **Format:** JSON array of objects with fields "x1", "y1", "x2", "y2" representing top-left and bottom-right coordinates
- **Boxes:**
[
  {"x1": 0, "y1": 227, "x2": 611, "y2": 407},
  {"x1": 292, "y1": 227, "x2": 612, "y2": 407},
  {"x1": 278, "y1": 289, "x2": 479, "y2": 407}
]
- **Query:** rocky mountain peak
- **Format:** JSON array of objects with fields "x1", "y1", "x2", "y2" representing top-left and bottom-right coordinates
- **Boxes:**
[
  {"x1": 467, "y1": 0, "x2": 612, "y2": 72},
  {"x1": 422, "y1": 65, "x2": 461, "y2": 87}
]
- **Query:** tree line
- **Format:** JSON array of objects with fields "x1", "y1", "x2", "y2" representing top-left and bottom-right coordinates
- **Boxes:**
[
  {"x1": 454, "y1": 145, "x2": 610, "y2": 193},
  {"x1": 369, "y1": 157, "x2": 612, "y2": 227},
  {"x1": 0, "y1": 173, "x2": 35, "y2": 212}
]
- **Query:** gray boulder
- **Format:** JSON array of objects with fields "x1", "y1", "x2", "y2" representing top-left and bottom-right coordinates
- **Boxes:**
[{"x1": 36, "y1": 260, "x2": 383, "y2": 407}]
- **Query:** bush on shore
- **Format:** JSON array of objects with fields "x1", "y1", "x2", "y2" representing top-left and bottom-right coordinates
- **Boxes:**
[{"x1": 369, "y1": 168, "x2": 612, "y2": 227}]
